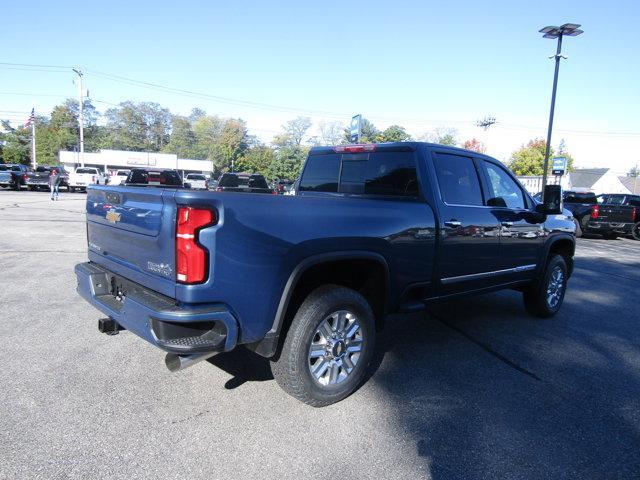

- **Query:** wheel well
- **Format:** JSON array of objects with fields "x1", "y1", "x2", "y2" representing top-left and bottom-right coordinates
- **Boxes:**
[
  {"x1": 549, "y1": 239, "x2": 574, "y2": 276},
  {"x1": 281, "y1": 258, "x2": 387, "y2": 338}
]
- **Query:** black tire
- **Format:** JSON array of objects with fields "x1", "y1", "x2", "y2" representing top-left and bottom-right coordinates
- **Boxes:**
[
  {"x1": 602, "y1": 232, "x2": 618, "y2": 240},
  {"x1": 271, "y1": 285, "x2": 376, "y2": 407},
  {"x1": 69, "y1": 187, "x2": 75, "y2": 193},
  {"x1": 523, "y1": 254, "x2": 568, "y2": 318},
  {"x1": 573, "y1": 218, "x2": 582, "y2": 238},
  {"x1": 632, "y1": 223, "x2": 640, "y2": 241}
]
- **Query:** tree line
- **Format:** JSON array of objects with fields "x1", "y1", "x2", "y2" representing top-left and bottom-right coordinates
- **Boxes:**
[{"x1": 0, "y1": 100, "x2": 576, "y2": 180}]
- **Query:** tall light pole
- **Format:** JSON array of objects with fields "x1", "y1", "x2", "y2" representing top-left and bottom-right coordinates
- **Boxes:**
[
  {"x1": 539, "y1": 23, "x2": 583, "y2": 198},
  {"x1": 72, "y1": 68, "x2": 85, "y2": 167}
]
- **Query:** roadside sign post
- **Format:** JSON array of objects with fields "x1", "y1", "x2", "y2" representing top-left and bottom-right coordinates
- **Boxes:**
[
  {"x1": 349, "y1": 114, "x2": 361, "y2": 143},
  {"x1": 551, "y1": 156, "x2": 567, "y2": 186}
]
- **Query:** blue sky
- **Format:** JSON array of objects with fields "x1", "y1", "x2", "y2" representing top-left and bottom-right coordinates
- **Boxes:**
[{"x1": 1, "y1": 0, "x2": 639, "y2": 170}]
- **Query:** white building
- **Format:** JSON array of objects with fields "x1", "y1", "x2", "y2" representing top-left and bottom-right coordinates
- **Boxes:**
[
  {"x1": 518, "y1": 168, "x2": 632, "y2": 195},
  {"x1": 58, "y1": 149, "x2": 213, "y2": 176}
]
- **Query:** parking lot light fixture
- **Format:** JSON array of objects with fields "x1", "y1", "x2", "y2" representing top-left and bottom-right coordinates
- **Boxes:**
[{"x1": 539, "y1": 23, "x2": 583, "y2": 200}]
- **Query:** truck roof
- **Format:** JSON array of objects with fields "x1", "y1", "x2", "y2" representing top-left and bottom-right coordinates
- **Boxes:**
[{"x1": 309, "y1": 141, "x2": 494, "y2": 158}]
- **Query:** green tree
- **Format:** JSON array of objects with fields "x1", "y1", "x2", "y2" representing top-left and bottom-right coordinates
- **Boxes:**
[
  {"x1": 0, "y1": 120, "x2": 31, "y2": 164},
  {"x1": 509, "y1": 139, "x2": 550, "y2": 176},
  {"x1": 163, "y1": 115, "x2": 197, "y2": 158},
  {"x1": 378, "y1": 125, "x2": 411, "y2": 143},
  {"x1": 267, "y1": 145, "x2": 307, "y2": 181},
  {"x1": 102, "y1": 101, "x2": 171, "y2": 151},
  {"x1": 235, "y1": 144, "x2": 275, "y2": 176},
  {"x1": 508, "y1": 138, "x2": 575, "y2": 176},
  {"x1": 215, "y1": 118, "x2": 249, "y2": 172}
]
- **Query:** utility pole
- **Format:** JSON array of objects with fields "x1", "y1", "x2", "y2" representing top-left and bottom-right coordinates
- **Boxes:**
[
  {"x1": 539, "y1": 23, "x2": 583, "y2": 200},
  {"x1": 31, "y1": 117, "x2": 36, "y2": 169},
  {"x1": 73, "y1": 68, "x2": 85, "y2": 167},
  {"x1": 476, "y1": 116, "x2": 496, "y2": 153}
]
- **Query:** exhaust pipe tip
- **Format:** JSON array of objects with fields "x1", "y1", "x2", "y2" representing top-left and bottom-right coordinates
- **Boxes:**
[
  {"x1": 165, "y1": 353, "x2": 183, "y2": 373},
  {"x1": 165, "y1": 351, "x2": 218, "y2": 372}
]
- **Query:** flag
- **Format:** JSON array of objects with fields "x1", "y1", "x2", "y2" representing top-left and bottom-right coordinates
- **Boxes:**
[{"x1": 24, "y1": 108, "x2": 35, "y2": 129}]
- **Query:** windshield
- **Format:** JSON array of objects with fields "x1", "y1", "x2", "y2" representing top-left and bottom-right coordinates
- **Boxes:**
[
  {"x1": 186, "y1": 174, "x2": 206, "y2": 180},
  {"x1": 76, "y1": 168, "x2": 98, "y2": 174},
  {"x1": 116, "y1": 171, "x2": 129, "y2": 176}
]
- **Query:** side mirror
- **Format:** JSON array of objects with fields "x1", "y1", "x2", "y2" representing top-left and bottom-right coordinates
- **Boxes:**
[{"x1": 536, "y1": 184, "x2": 563, "y2": 215}]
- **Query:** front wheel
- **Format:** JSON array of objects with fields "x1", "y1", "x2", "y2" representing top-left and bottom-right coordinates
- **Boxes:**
[
  {"x1": 632, "y1": 223, "x2": 640, "y2": 241},
  {"x1": 523, "y1": 255, "x2": 568, "y2": 318},
  {"x1": 271, "y1": 285, "x2": 375, "y2": 407}
]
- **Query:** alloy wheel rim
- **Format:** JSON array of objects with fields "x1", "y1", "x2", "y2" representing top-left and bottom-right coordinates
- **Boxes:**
[
  {"x1": 308, "y1": 310, "x2": 363, "y2": 386},
  {"x1": 546, "y1": 266, "x2": 565, "y2": 309}
]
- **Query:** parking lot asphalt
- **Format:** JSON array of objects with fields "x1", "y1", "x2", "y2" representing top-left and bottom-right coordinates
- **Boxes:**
[{"x1": 1, "y1": 190, "x2": 639, "y2": 480}]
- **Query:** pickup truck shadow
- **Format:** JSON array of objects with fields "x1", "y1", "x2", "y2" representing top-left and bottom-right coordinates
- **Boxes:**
[
  {"x1": 367, "y1": 255, "x2": 640, "y2": 479},
  {"x1": 206, "y1": 348, "x2": 274, "y2": 389}
]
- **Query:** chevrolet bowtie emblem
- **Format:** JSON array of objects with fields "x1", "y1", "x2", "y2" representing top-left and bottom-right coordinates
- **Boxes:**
[{"x1": 106, "y1": 209, "x2": 122, "y2": 224}]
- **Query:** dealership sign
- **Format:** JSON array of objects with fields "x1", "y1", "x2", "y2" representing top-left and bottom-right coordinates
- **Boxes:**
[{"x1": 552, "y1": 157, "x2": 567, "y2": 175}]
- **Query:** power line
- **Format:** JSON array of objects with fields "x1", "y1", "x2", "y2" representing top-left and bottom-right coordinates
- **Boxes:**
[{"x1": 0, "y1": 62, "x2": 73, "y2": 69}]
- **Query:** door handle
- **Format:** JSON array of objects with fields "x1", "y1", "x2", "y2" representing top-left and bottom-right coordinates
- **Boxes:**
[
  {"x1": 444, "y1": 220, "x2": 462, "y2": 228},
  {"x1": 501, "y1": 221, "x2": 513, "y2": 227}
]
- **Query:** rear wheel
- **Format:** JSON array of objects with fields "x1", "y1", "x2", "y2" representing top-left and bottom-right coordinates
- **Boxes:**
[
  {"x1": 271, "y1": 285, "x2": 375, "y2": 407},
  {"x1": 523, "y1": 254, "x2": 568, "y2": 318},
  {"x1": 632, "y1": 223, "x2": 640, "y2": 241}
]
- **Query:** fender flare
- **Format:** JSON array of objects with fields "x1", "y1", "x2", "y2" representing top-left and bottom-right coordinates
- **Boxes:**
[
  {"x1": 540, "y1": 233, "x2": 576, "y2": 277},
  {"x1": 247, "y1": 251, "x2": 391, "y2": 358}
]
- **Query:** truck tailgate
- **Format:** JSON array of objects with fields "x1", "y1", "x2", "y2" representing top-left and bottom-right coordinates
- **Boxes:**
[
  {"x1": 598, "y1": 204, "x2": 635, "y2": 223},
  {"x1": 86, "y1": 186, "x2": 178, "y2": 297}
]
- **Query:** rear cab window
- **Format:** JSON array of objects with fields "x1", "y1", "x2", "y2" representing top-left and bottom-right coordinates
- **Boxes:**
[
  {"x1": 299, "y1": 149, "x2": 419, "y2": 198},
  {"x1": 127, "y1": 169, "x2": 183, "y2": 186},
  {"x1": 565, "y1": 192, "x2": 597, "y2": 204},
  {"x1": 76, "y1": 168, "x2": 98, "y2": 175}
]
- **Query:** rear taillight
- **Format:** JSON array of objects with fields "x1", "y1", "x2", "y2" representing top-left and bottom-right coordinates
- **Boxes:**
[
  {"x1": 22, "y1": 174, "x2": 28, "y2": 181},
  {"x1": 632, "y1": 207, "x2": 637, "y2": 222},
  {"x1": 590, "y1": 205, "x2": 600, "y2": 219},
  {"x1": 176, "y1": 207, "x2": 216, "y2": 284},
  {"x1": 333, "y1": 144, "x2": 376, "y2": 153}
]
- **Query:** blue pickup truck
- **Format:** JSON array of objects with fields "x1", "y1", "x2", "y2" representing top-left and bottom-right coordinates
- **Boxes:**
[{"x1": 75, "y1": 142, "x2": 575, "y2": 406}]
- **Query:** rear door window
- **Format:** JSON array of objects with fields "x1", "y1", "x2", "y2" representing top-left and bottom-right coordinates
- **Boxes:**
[
  {"x1": 433, "y1": 153, "x2": 483, "y2": 206},
  {"x1": 299, "y1": 151, "x2": 418, "y2": 197}
]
